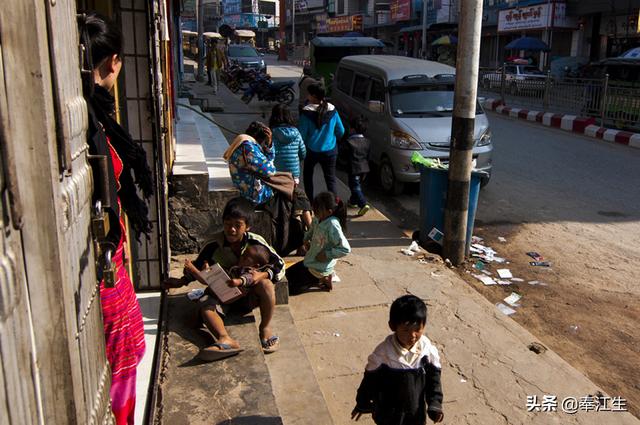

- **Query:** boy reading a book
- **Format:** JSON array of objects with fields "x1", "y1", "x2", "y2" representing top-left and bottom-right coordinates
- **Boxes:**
[{"x1": 164, "y1": 197, "x2": 285, "y2": 360}]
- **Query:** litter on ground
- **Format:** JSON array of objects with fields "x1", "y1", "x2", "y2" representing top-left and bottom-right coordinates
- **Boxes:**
[
  {"x1": 473, "y1": 274, "x2": 497, "y2": 286},
  {"x1": 511, "y1": 278, "x2": 524, "y2": 282},
  {"x1": 497, "y1": 269, "x2": 513, "y2": 279},
  {"x1": 496, "y1": 303, "x2": 517, "y2": 316},
  {"x1": 504, "y1": 292, "x2": 522, "y2": 307},
  {"x1": 498, "y1": 237, "x2": 507, "y2": 242}
]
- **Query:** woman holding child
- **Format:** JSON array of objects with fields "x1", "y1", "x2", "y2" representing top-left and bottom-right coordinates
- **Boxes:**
[{"x1": 224, "y1": 120, "x2": 311, "y2": 256}]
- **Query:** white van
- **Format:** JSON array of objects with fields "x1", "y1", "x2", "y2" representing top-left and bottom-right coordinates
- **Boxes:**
[{"x1": 332, "y1": 55, "x2": 493, "y2": 194}]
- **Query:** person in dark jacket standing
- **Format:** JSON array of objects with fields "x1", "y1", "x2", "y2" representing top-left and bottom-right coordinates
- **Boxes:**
[
  {"x1": 298, "y1": 83, "x2": 345, "y2": 199},
  {"x1": 346, "y1": 116, "x2": 372, "y2": 217},
  {"x1": 352, "y1": 295, "x2": 444, "y2": 425}
]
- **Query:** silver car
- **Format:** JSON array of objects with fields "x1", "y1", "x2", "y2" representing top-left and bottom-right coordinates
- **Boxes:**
[{"x1": 332, "y1": 55, "x2": 493, "y2": 194}]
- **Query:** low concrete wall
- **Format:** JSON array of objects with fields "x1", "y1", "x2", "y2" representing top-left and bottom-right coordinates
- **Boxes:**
[{"x1": 168, "y1": 174, "x2": 238, "y2": 254}]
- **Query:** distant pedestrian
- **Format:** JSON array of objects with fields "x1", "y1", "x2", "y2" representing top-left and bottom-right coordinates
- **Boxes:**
[
  {"x1": 352, "y1": 295, "x2": 444, "y2": 424},
  {"x1": 206, "y1": 38, "x2": 226, "y2": 93},
  {"x1": 269, "y1": 104, "x2": 306, "y2": 184},
  {"x1": 298, "y1": 65, "x2": 324, "y2": 113},
  {"x1": 298, "y1": 83, "x2": 345, "y2": 199},
  {"x1": 285, "y1": 192, "x2": 350, "y2": 293},
  {"x1": 345, "y1": 116, "x2": 371, "y2": 217}
]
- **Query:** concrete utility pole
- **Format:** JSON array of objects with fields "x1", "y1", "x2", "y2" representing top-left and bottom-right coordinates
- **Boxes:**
[
  {"x1": 443, "y1": 0, "x2": 484, "y2": 266},
  {"x1": 279, "y1": 0, "x2": 288, "y2": 60},
  {"x1": 421, "y1": 0, "x2": 428, "y2": 59},
  {"x1": 197, "y1": 0, "x2": 205, "y2": 81}
]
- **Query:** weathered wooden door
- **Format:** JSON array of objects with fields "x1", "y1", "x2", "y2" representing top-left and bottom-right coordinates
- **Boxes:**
[{"x1": 0, "y1": 1, "x2": 113, "y2": 423}]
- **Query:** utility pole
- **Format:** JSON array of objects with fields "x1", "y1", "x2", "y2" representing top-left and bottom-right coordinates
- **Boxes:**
[
  {"x1": 279, "y1": 0, "x2": 288, "y2": 60},
  {"x1": 292, "y1": 0, "x2": 296, "y2": 48},
  {"x1": 197, "y1": 0, "x2": 205, "y2": 81},
  {"x1": 442, "y1": 0, "x2": 483, "y2": 266},
  {"x1": 421, "y1": 0, "x2": 427, "y2": 59}
]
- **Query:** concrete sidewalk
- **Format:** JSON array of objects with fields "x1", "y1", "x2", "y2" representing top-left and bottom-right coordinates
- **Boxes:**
[{"x1": 289, "y1": 177, "x2": 639, "y2": 425}]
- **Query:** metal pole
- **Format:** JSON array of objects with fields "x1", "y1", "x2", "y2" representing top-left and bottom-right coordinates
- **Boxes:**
[
  {"x1": 443, "y1": 0, "x2": 484, "y2": 266},
  {"x1": 543, "y1": 69, "x2": 551, "y2": 110},
  {"x1": 421, "y1": 0, "x2": 428, "y2": 59},
  {"x1": 279, "y1": 0, "x2": 287, "y2": 60},
  {"x1": 500, "y1": 62, "x2": 506, "y2": 103},
  {"x1": 292, "y1": 0, "x2": 296, "y2": 48},
  {"x1": 601, "y1": 73, "x2": 609, "y2": 127},
  {"x1": 197, "y1": 0, "x2": 205, "y2": 81}
]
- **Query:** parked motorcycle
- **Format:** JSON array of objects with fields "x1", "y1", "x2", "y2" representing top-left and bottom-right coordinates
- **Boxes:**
[
  {"x1": 225, "y1": 65, "x2": 261, "y2": 93},
  {"x1": 241, "y1": 74, "x2": 296, "y2": 105}
]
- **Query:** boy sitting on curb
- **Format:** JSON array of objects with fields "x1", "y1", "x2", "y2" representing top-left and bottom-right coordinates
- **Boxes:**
[{"x1": 164, "y1": 197, "x2": 285, "y2": 360}]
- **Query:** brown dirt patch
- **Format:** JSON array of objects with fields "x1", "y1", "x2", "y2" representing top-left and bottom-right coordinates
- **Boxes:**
[{"x1": 460, "y1": 222, "x2": 640, "y2": 418}]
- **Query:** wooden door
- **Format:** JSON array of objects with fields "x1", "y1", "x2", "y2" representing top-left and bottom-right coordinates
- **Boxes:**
[{"x1": 0, "y1": 0, "x2": 113, "y2": 423}]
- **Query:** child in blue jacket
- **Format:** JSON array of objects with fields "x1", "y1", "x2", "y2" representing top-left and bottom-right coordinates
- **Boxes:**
[
  {"x1": 269, "y1": 104, "x2": 306, "y2": 184},
  {"x1": 285, "y1": 192, "x2": 350, "y2": 293},
  {"x1": 298, "y1": 83, "x2": 345, "y2": 199}
]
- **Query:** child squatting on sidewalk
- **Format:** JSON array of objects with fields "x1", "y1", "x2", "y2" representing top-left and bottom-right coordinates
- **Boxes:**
[
  {"x1": 285, "y1": 192, "x2": 351, "y2": 293},
  {"x1": 352, "y1": 295, "x2": 444, "y2": 425},
  {"x1": 163, "y1": 197, "x2": 285, "y2": 360}
]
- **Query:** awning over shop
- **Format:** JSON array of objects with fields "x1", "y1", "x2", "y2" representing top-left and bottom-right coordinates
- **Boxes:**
[
  {"x1": 235, "y1": 29, "x2": 256, "y2": 38},
  {"x1": 310, "y1": 36, "x2": 384, "y2": 47}
]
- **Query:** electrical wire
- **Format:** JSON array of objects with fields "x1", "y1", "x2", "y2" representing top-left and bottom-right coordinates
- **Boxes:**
[{"x1": 177, "y1": 103, "x2": 245, "y2": 135}]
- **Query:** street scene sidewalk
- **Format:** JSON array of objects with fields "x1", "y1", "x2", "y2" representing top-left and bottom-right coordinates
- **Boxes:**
[{"x1": 155, "y1": 56, "x2": 640, "y2": 424}]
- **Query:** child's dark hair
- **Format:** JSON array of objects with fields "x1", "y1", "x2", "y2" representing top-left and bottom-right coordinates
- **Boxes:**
[
  {"x1": 389, "y1": 295, "x2": 427, "y2": 327},
  {"x1": 307, "y1": 83, "x2": 328, "y2": 128},
  {"x1": 312, "y1": 192, "x2": 347, "y2": 231},
  {"x1": 243, "y1": 244, "x2": 271, "y2": 266},
  {"x1": 269, "y1": 104, "x2": 295, "y2": 128},
  {"x1": 245, "y1": 121, "x2": 272, "y2": 146},
  {"x1": 223, "y1": 197, "x2": 254, "y2": 226},
  {"x1": 350, "y1": 116, "x2": 367, "y2": 135}
]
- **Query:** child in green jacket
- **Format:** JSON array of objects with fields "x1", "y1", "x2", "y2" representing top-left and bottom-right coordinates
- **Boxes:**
[{"x1": 286, "y1": 192, "x2": 351, "y2": 293}]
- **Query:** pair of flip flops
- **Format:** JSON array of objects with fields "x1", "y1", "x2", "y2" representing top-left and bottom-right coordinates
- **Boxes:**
[{"x1": 198, "y1": 343, "x2": 243, "y2": 361}]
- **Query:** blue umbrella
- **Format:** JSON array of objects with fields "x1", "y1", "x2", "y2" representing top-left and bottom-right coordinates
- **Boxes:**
[{"x1": 505, "y1": 36, "x2": 550, "y2": 52}]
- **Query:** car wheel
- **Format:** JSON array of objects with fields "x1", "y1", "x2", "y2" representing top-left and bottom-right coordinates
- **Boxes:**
[{"x1": 379, "y1": 157, "x2": 404, "y2": 195}]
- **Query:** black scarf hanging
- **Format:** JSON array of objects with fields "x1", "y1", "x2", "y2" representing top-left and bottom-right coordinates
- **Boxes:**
[{"x1": 87, "y1": 84, "x2": 153, "y2": 241}]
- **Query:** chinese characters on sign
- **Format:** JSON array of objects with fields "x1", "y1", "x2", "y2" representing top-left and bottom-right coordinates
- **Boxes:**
[{"x1": 526, "y1": 395, "x2": 628, "y2": 414}]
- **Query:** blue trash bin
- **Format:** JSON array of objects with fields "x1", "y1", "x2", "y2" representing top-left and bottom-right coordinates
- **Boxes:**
[{"x1": 418, "y1": 166, "x2": 485, "y2": 255}]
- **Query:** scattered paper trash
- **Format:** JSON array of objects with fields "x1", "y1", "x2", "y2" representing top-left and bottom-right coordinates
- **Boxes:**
[
  {"x1": 333, "y1": 332, "x2": 341, "y2": 337},
  {"x1": 401, "y1": 248, "x2": 415, "y2": 256},
  {"x1": 497, "y1": 269, "x2": 513, "y2": 279},
  {"x1": 460, "y1": 378, "x2": 467, "y2": 383},
  {"x1": 408, "y1": 241, "x2": 422, "y2": 253},
  {"x1": 497, "y1": 280, "x2": 511, "y2": 285},
  {"x1": 530, "y1": 261, "x2": 551, "y2": 267},
  {"x1": 471, "y1": 236, "x2": 484, "y2": 244},
  {"x1": 526, "y1": 252, "x2": 544, "y2": 261},
  {"x1": 473, "y1": 274, "x2": 497, "y2": 286},
  {"x1": 481, "y1": 269, "x2": 493, "y2": 276},
  {"x1": 504, "y1": 292, "x2": 522, "y2": 307},
  {"x1": 187, "y1": 288, "x2": 206, "y2": 301},
  {"x1": 496, "y1": 303, "x2": 517, "y2": 316},
  {"x1": 498, "y1": 237, "x2": 507, "y2": 243},
  {"x1": 528, "y1": 280, "x2": 539, "y2": 285},
  {"x1": 511, "y1": 278, "x2": 524, "y2": 282},
  {"x1": 428, "y1": 227, "x2": 444, "y2": 245},
  {"x1": 431, "y1": 271, "x2": 442, "y2": 278},
  {"x1": 568, "y1": 325, "x2": 579, "y2": 334},
  {"x1": 332, "y1": 273, "x2": 341, "y2": 283}
]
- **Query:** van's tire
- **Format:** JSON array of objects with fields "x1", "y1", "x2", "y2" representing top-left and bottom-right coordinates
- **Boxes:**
[{"x1": 379, "y1": 157, "x2": 404, "y2": 195}]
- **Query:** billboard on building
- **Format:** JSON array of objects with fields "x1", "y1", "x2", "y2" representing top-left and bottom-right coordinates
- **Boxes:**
[
  {"x1": 498, "y1": 2, "x2": 576, "y2": 33},
  {"x1": 224, "y1": 0, "x2": 242, "y2": 14},
  {"x1": 390, "y1": 0, "x2": 411, "y2": 22}
]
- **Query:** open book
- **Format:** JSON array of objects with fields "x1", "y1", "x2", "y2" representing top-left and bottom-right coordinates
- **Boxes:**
[{"x1": 184, "y1": 260, "x2": 243, "y2": 304}]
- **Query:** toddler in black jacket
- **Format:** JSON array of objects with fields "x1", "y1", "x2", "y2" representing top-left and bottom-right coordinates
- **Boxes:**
[{"x1": 352, "y1": 295, "x2": 444, "y2": 424}]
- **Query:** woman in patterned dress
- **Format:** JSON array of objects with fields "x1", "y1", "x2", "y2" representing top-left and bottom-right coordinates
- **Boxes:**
[{"x1": 80, "y1": 12, "x2": 152, "y2": 424}]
